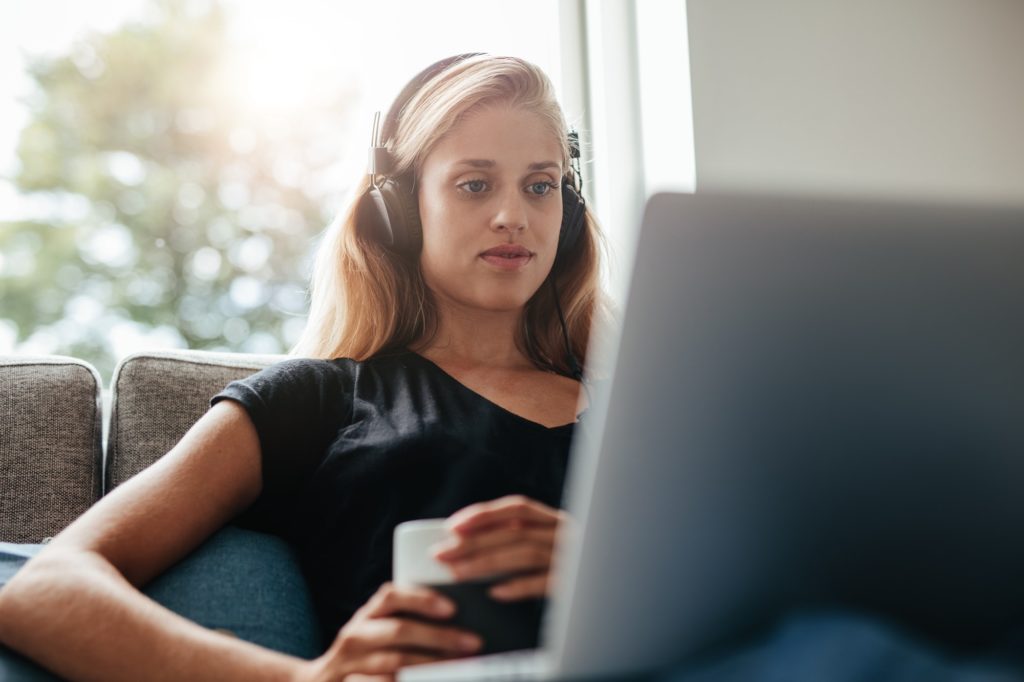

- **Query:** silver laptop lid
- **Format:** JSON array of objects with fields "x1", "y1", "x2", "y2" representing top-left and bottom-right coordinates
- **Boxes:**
[{"x1": 546, "y1": 192, "x2": 1024, "y2": 678}]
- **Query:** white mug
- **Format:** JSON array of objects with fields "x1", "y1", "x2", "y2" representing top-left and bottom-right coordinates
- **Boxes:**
[
  {"x1": 391, "y1": 517, "x2": 546, "y2": 655},
  {"x1": 393, "y1": 518, "x2": 456, "y2": 587}
]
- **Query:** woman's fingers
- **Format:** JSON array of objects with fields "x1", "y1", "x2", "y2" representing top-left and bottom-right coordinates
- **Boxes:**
[
  {"x1": 489, "y1": 572, "x2": 550, "y2": 601},
  {"x1": 353, "y1": 583, "x2": 482, "y2": 655},
  {"x1": 360, "y1": 650, "x2": 441, "y2": 673},
  {"x1": 319, "y1": 582, "x2": 484, "y2": 682},
  {"x1": 433, "y1": 524, "x2": 557, "y2": 561},
  {"x1": 362, "y1": 582, "x2": 455, "y2": 620},
  {"x1": 342, "y1": 647, "x2": 456, "y2": 681},
  {"x1": 345, "y1": 648, "x2": 449, "y2": 682},
  {"x1": 446, "y1": 495, "x2": 562, "y2": 533},
  {"x1": 437, "y1": 496, "x2": 570, "y2": 583},
  {"x1": 447, "y1": 542, "x2": 552, "y2": 581},
  {"x1": 352, "y1": 618, "x2": 483, "y2": 656}
]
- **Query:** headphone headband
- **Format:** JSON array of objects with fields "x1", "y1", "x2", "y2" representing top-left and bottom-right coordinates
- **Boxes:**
[{"x1": 379, "y1": 53, "x2": 485, "y2": 148}]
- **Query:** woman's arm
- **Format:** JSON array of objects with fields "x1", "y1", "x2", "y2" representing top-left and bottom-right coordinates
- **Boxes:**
[{"x1": 0, "y1": 400, "x2": 306, "y2": 682}]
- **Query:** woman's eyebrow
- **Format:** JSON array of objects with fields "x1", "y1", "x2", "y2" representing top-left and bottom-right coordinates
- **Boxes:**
[{"x1": 452, "y1": 159, "x2": 561, "y2": 171}]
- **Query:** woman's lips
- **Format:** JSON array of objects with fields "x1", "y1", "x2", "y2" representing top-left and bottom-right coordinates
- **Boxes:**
[
  {"x1": 480, "y1": 245, "x2": 533, "y2": 271},
  {"x1": 481, "y1": 253, "x2": 532, "y2": 270}
]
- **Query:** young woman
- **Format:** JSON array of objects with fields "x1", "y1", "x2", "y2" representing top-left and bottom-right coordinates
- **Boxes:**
[{"x1": 0, "y1": 54, "x2": 608, "y2": 681}]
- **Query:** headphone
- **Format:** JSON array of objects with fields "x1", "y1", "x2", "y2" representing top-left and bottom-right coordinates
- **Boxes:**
[{"x1": 357, "y1": 53, "x2": 587, "y2": 267}]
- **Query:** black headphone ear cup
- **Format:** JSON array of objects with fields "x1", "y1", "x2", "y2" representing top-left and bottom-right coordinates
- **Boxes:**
[
  {"x1": 557, "y1": 181, "x2": 586, "y2": 262},
  {"x1": 358, "y1": 185, "x2": 395, "y2": 247},
  {"x1": 388, "y1": 177, "x2": 422, "y2": 254},
  {"x1": 359, "y1": 177, "x2": 421, "y2": 255}
]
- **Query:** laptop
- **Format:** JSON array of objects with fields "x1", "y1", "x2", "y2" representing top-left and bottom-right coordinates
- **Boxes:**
[{"x1": 400, "y1": 192, "x2": 1024, "y2": 681}]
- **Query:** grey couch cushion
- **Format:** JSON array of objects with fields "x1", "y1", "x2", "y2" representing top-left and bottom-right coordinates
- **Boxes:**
[
  {"x1": 106, "y1": 349, "x2": 286, "y2": 492},
  {"x1": 0, "y1": 356, "x2": 103, "y2": 543}
]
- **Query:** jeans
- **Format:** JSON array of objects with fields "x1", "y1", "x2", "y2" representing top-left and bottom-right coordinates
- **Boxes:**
[
  {"x1": 4, "y1": 536, "x2": 1024, "y2": 682},
  {"x1": 655, "y1": 611, "x2": 1024, "y2": 682},
  {"x1": 0, "y1": 526, "x2": 322, "y2": 681}
]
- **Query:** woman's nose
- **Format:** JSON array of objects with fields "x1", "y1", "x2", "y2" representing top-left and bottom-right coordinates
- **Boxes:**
[{"x1": 490, "y1": 187, "x2": 527, "y2": 233}]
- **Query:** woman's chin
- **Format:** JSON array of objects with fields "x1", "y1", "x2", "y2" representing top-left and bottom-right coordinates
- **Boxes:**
[
  {"x1": 427, "y1": 278, "x2": 545, "y2": 314},
  {"x1": 466, "y1": 291, "x2": 535, "y2": 313},
  {"x1": 482, "y1": 298, "x2": 532, "y2": 313}
]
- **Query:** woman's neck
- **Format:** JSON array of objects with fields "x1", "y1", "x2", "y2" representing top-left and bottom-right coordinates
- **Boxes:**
[{"x1": 414, "y1": 302, "x2": 532, "y2": 371}]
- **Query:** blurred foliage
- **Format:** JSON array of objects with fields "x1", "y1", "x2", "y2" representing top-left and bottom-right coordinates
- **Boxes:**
[{"x1": 0, "y1": 0, "x2": 356, "y2": 381}]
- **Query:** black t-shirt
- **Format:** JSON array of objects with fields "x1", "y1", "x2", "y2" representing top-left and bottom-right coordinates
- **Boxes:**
[{"x1": 210, "y1": 349, "x2": 578, "y2": 639}]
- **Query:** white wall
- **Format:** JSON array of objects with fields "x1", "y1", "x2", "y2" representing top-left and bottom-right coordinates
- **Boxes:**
[{"x1": 688, "y1": 0, "x2": 1024, "y2": 207}]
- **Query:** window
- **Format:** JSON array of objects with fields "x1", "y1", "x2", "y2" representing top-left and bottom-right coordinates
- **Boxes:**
[
  {"x1": 0, "y1": 0, "x2": 561, "y2": 382},
  {"x1": 561, "y1": 0, "x2": 695, "y2": 302}
]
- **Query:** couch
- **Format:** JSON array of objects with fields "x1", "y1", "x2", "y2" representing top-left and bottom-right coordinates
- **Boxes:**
[{"x1": 0, "y1": 350, "x2": 326, "y2": 680}]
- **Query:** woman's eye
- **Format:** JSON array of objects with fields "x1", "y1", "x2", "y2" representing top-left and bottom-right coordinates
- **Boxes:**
[
  {"x1": 459, "y1": 179, "x2": 488, "y2": 194},
  {"x1": 528, "y1": 181, "x2": 557, "y2": 197}
]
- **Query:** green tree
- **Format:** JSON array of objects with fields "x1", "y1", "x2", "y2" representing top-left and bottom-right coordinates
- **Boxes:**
[{"x1": 0, "y1": 0, "x2": 357, "y2": 381}]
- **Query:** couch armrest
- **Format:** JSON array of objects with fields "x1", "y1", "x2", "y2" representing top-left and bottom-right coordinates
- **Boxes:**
[{"x1": 0, "y1": 356, "x2": 103, "y2": 543}]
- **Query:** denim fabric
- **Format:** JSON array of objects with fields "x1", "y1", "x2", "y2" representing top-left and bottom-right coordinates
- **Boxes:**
[
  {"x1": 9, "y1": 538, "x2": 1024, "y2": 682},
  {"x1": 141, "y1": 525, "x2": 323, "y2": 658},
  {"x1": 0, "y1": 526, "x2": 322, "y2": 681},
  {"x1": 658, "y1": 611, "x2": 1024, "y2": 682},
  {"x1": 0, "y1": 542, "x2": 44, "y2": 581}
]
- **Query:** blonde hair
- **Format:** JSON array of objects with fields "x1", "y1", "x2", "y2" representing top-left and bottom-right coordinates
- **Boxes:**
[{"x1": 292, "y1": 55, "x2": 608, "y2": 376}]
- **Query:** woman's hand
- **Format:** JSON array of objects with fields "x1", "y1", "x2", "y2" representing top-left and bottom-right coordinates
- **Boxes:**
[
  {"x1": 301, "y1": 581, "x2": 483, "y2": 682},
  {"x1": 433, "y1": 495, "x2": 570, "y2": 602}
]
